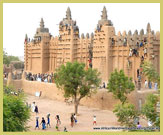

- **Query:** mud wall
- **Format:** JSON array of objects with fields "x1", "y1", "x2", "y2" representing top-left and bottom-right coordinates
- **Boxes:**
[{"x1": 8, "y1": 79, "x2": 157, "y2": 111}]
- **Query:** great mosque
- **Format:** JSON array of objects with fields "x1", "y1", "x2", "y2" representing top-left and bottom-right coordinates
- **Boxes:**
[{"x1": 24, "y1": 6, "x2": 160, "y2": 82}]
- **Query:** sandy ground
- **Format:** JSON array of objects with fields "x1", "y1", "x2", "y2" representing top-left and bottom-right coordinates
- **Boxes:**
[
  {"x1": 26, "y1": 94, "x2": 148, "y2": 132},
  {"x1": 26, "y1": 94, "x2": 121, "y2": 132}
]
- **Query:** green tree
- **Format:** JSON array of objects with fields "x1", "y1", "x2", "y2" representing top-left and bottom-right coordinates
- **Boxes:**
[
  {"x1": 141, "y1": 94, "x2": 160, "y2": 128},
  {"x1": 3, "y1": 86, "x2": 30, "y2": 131},
  {"x1": 113, "y1": 103, "x2": 138, "y2": 127},
  {"x1": 13, "y1": 62, "x2": 24, "y2": 69},
  {"x1": 142, "y1": 61, "x2": 160, "y2": 88},
  {"x1": 107, "y1": 69, "x2": 135, "y2": 104},
  {"x1": 3, "y1": 50, "x2": 10, "y2": 66},
  {"x1": 141, "y1": 61, "x2": 160, "y2": 130},
  {"x1": 54, "y1": 61, "x2": 101, "y2": 114},
  {"x1": 3, "y1": 50, "x2": 20, "y2": 66}
]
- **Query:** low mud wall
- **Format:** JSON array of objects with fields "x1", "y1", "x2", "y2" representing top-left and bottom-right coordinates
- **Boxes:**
[{"x1": 7, "y1": 79, "x2": 157, "y2": 111}]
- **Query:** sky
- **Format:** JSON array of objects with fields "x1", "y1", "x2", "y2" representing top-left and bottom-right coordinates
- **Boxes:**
[{"x1": 3, "y1": 3, "x2": 160, "y2": 57}]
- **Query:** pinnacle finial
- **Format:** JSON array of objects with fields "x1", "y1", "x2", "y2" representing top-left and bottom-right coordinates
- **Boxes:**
[
  {"x1": 156, "y1": 31, "x2": 160, "y2": 40},
  {"x1": 122, "y1": 31, "x2": 127, "y2": 36},
  {"x1": 25, "y1": 34, "x2": 28, "y2": 40},
  {"x1": 117, "y1": 31, "x2": 121, "y2": 36},
  {"x1": 66, "y1": 7, "x2": 72, "y2": 20},
  {"x1": 128, "y1": 30, "x2": 132, "y2": 36},
  {"x1": 91, "y1": 32, "x2": 94, "y2": 38},
  {"x1": 151, "y1": 30, "x2": 154, "y2": 35},
  {"x1": 40, "y1": 18, "x2": 44, "y2": 28},
  {"x1": 25, "y1": 34, "x2": 28, "y2": 43},
  {"x1": 147, "y1": 22, "x2": 151, "y2": 33},
  {"x1": 86, "y1": 33, "x2": 89, "y2": 38},
  {"x1": 134, "y1": 29, "x2": 138, "y2": 35},
  {"x1": 140, "y1": 29, "x2": 144, "y2": 35},
  {"x1": 81, "y1": 33, "x2": 85, "y2": 39},
  {"x1": 101, "y1": 6, "x2": 108, "y2": 20}
]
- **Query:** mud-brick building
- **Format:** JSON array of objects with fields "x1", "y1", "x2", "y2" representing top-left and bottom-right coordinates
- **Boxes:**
[{"x1": 24, "y1": 6, "x2": 160, "y2": 82}]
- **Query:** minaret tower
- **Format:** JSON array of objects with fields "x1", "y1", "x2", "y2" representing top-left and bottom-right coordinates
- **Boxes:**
[
  {"x1": 24, "y1": 34, "x2": 28, "y2": 71},
  {"x1": 24, "y1": 33, "x2": 28, "y2": 45},
  {"x1": 101, "y1": 6, "x2": 107, "y2": 20},
  {"x1": 93, "y1": 6, "x2": 115, "y2": 81},
  {"x1": 57, "y1": 7, "x2": 79, "y2": 68},
  {"x1": 40, "y1": 18, "x2": 45, "y2": 28},
  {"x1": 66, "y1": 7, "x2": 72, "y2": 20},
  {"x1": 146, "y1": 22, "x2": 151, "y2": 34},
  {"x1": 25, "y1": 18, "x2": 51, "y2": 73}
]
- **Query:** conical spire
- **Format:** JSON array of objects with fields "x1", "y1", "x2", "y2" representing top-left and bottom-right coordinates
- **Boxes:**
[
  {"x1": 128, "y1": 30, "x2": 132, "y2": 36},
  {"x1": 156, "y1": 31, "x2": 160, "y2": 40},
  {"x1": 91, "y1": 32, "x2": 94, "y2": 38},
  {"x1": 66, "y1": 7, "x2": 72, "y2": 20},
  {"x1": 147, "y1": 22, "x2": 151, "y2": 33},
  {"x1": 40, "y1": 18, "x2": 44, "y2": 28},
  {"x1": 25, "y1": 34, "x2": 28, "y2": 43},
  {"x1": 140, "y1": 29, "x2": 144, "y2": 35},
  {"x1": 117, "y1": 31, "x2": 121, "y2": 36},
  {"x1": 134, "y1": 30, "x2": 138, "y2": 35},
  {"x1": 122, "y1": 31, "x2": 127, "y2": 36},
  {"x1": 86, "y1": 33, "x2": 89, "y2": 38},
  {"x1": 25, "y1": 34, "x2": 28, "y2": 40},
  {"x1": 101, "y1": 6, "x2": 108, "y2": 20},
  {"x1": 81, "y1": 33, "x2": 85, "y2": 39}
]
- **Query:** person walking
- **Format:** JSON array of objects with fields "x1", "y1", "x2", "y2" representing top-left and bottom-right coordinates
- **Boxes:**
[
  {"x1": 55, "y1": 123, "x2": 59, "y2": 131},
  {"x1": 148, "y1": 120, "x2": 152, "y2": 127},
  {"x1": 35, "y1": 105, "x2": 39, "y2": 115},
  {"x1": 137, "y1": 122, "x2": 142, "y2": 129},
  {"x1": 70, "y1": 114, "x2": 74, "y2": 127},
  {"x1": 103, "y1": 82, "x2": 105, "y2": 88},
  {"x1": 148, "y1": 81, "x2": 152, "y2": 89},
  {"x1": 35, "y1": 117, "x2": 39, "y2": 130},
  {"x1": 141, "y1": 56, "x2": 144, "y2": 62},
  {"x1": 154, "y1": 82, "x2": 158, "y2": 90},
  {"x1": 31, "y1": 102, "x2": 35, "y2": 112},
  {"x1": 144, "y1": 48, "x2": 147, "y2": 57},
  {"x1": 40, "y1": 117, "x2": 46, "y2": 130},
  {"x1": 64, "y1": 126, "x2": 68, "y2": 132},
  {"x1": 144, "y1": 80, "x2": 148, "y2": 88},
  {"x1": 56, "y1": 115, "x2": 61, "y2": 125},
  {"x1": 137, "y1": 69, "x2": 140, "y2": 78},
  {"x1": 129, "y1": 48, "x2": 132, "y2": 57},
  {"x1": 74, "y1": 113, "x2": 77, "y2": 124},
  {"x1": 47, "y1": 113, "x2": 51, "y2": 128},
  {"x1": 93, "y1": 115, "x2": 97, "y2": 125}
]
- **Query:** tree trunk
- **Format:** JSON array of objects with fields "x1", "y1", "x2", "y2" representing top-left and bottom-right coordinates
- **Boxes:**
[
  {"x1": 74, "y1": 95, "x2": 84, "y2": 114},
  {"x1": 74, "y1": 102, "x2": 79, "y2": 114}
]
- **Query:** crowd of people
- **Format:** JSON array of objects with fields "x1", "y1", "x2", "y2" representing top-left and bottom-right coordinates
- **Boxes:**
[
  {"x1": 129, "y1": 46, "x2": 147, "y2": 58},
  {"x1": 134, "y1": 78, "x2": 158, "y2": 90},
  {"x1": 3, "y1": 72, "x2": 8, "y2": 79},
  {"x1": 28, "y1": 100, "x2": 149, "y2": 131},
  {"x1": 25, "y1": 72, "x2": 53, "y2": 83},
  {"x1": 3, "y1": 71, "x2": 22, "y2": 80},
  {"x1": 34, "y1": 111, "x2": 79, "y2": 131},
  {"x1": 144, "y1": 80, "x2": 158, "y2": 90},
  {"x1": 27, "y1": 101, "x2": 100, "y2": 131},
  {"x1": 34, "y1": 112, "x2": 97, "y2": 131},
  {"x1": 126, "y1": 38, "x2": 158, "y2": 91}
]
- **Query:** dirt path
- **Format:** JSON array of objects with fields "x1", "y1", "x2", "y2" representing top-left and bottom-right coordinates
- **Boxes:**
[
  {"x1": 26, "y1": 94, "x2": 121, "y2": 132},
  {"x1": 26, "y1": 93, "x2": 148, "y2": 132}
]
